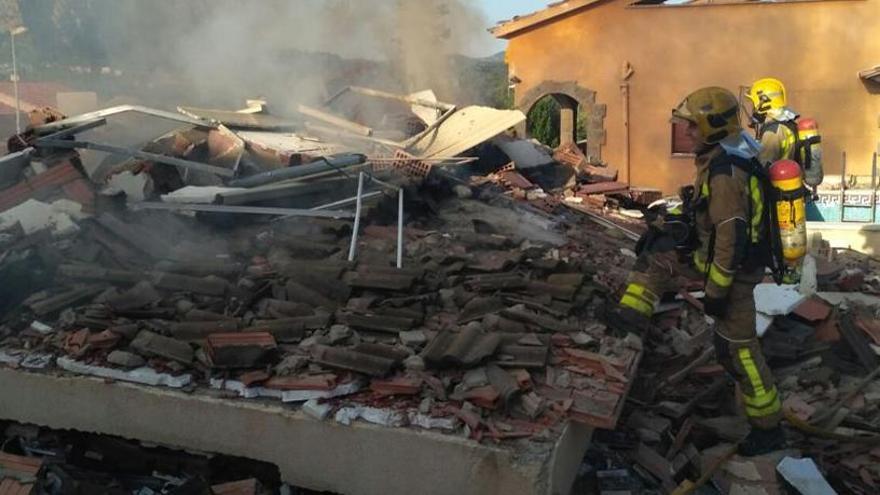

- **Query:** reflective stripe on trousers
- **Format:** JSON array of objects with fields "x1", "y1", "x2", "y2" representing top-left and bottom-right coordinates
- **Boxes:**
[
  {"x1": 619, "y1": 283, "x2": 657, "y2": 317},
  {"x1": 737, "y1": 347, "x2": 782, "y2": 418}
]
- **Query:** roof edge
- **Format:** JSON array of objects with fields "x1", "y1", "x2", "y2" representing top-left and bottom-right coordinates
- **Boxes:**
[{"x1": 490, "y1": 0, "x2": 606, "y2": 39}]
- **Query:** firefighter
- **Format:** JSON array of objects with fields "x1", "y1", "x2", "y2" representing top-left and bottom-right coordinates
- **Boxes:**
[
  {"x1": 748, "y1": 77, "x2": 799, "y2": 167},
  {"x1": 608, "y1": 87, "x2": 785, "y2": 456}
]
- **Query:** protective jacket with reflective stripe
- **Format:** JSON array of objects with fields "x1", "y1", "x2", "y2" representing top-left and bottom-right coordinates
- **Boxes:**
[
  {"x1": 692, "y1": 145, "x2": 764, "y2": 300},
  {"x1": 756, "y1": 118, "x2": 798, "y2": 167}
]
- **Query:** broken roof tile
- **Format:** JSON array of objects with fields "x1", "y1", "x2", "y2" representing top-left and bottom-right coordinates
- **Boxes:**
[
  {"x1": 351, "y1": 343, "x2": 410, "y2": 363},
  {"x1": 337, "y1": 312, "x2": 415, "y2": 333},
  {"x1": 205, "y1": 332, "x2": 277, "y2": 369},
  {"x1": 0, "y1": 160, "x2": 91, "y2": 213},
  {"x1": 0, "y1": 453, "x2": 42, "y2": 477},
  {"x1": 370, "y1": 375, "x2": 423, "y2": 396},
  {"x1": 238, "y1": 370, "x2": 271, "y2": 387},
  {"x1": 570, "y1": 389, "x2": 623, "y2": 429},
  {"x1": 576, "y1": 181, "x2": 629, "y2": 196},
  {"x1": 211, "y1": 478, "x2": 259, "y2": 495},
  {"x1": 495, "y1": 344, "x2": 549, "y2": 369},
  {"x1": 793, "y1": 296, "x2": 832, "y2": 323},
  {"x1": 497, "y1": 170, "x2": 535, "y2": 190},
  {"x1": 0, "y1": 479, "x2": 33, "y2": 495},
  {"x1": 130, "y1": 330, "x2": 194, "y2": 364},
  {"x1": 462, "y1": 385, "x2": 500, "y2": 410},
  {"x1": 422, "y1": 325, "x2": 501, "y2": 368},
  {"x1": 312, "y1": 345, "x2": 394, "y2": 377},
  {"x1": 855, "y1": 315, "x2": 880, "y2": 346},
  {"x1": 346, "y1": 271, "x2": 416, "y2": 291},
  {"x1": 264, "y1": 374, "x2": 337, "y2": 391}
]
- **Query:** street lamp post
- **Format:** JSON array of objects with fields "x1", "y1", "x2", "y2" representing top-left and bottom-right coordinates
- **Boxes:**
[{"x1": 9, "y1": 26, "x2": 27, "y2": 135}]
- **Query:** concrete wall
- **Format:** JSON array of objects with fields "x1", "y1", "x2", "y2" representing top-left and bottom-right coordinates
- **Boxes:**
[
  {"x1": 0, "y1": 369, "x2": 592, "y2": 495},
  {"x1": 504, "y1": 0, "x2": 880, "y2": 193}
]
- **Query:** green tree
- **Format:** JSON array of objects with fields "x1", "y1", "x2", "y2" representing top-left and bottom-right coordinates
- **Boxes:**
[{"x1": 527, "y1": 96, "x2": 561, "y2": 147}]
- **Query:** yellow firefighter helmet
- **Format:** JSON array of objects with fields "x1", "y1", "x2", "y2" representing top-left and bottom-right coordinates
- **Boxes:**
[
  {"x1": 748, "y1": 78, "x2": 787, "y2": 115},
  {"x1": 672, "y1": 87, "x2": 742, "y2": 145}
]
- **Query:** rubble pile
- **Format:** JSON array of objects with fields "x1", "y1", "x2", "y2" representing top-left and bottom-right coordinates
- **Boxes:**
[
  {"x1": 0, "y1": 90, "x2": 648, "y2": 461},
  {"x1": 563, "y1": 247, "x2": 880, "y2": 493},
  {"x1": 0, "y1": 191, "x2": 643, "y2": 438}
]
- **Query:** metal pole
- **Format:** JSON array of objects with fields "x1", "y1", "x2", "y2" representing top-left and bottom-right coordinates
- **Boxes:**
[
  {"x1": 620, "y1": 83, "x2": 630, "y2": 184},
  {"x1": 872, "y1": 152, "x2": 878, "y2": 223},
  {"x1": 310, "y1": 191, "x2": 383, "y2": 211},
  {"x1": 840, "y1": 151, "x2": 846, "y2": 222},
  {"x1": 396, "y1": 188, "x2": 404, "y2": 269},
  {"x1": 348, "y1": 172, "x2": 365, "y2": 262},
  {"x1": 11, "y1": 31, "x2": 20, "y2": 134}
]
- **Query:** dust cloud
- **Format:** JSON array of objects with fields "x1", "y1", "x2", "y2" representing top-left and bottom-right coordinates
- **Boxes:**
[{"x1": 37, "y1": 0, "x2": 493, "y2": 112}]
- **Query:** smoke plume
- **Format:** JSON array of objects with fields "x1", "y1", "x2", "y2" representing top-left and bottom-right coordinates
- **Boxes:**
[{"x1": 36, "y1": 0, "x2": 492, "y2": 111}]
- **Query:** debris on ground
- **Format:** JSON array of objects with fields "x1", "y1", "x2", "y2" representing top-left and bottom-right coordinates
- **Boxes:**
[{"x1": 0, "y1": 92, "x2": 643, "y2": 457}]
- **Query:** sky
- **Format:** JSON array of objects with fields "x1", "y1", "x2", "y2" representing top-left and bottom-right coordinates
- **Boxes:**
[{"x1": 475, "y1": 0, "x2": 549, "y2": 56}]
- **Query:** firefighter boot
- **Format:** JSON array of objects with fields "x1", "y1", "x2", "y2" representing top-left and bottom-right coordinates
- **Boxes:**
[
  {"x1": 604, "y1": 305, "x2": 651, "y2": 338},
  {"x1": 738, "y1": 425, "x2": 786, "y2": 457}
]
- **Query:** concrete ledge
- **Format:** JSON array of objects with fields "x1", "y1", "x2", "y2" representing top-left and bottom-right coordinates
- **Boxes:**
[
  {"x1": 807, "y1": 221, "x2": 880, "y2": 255},
  {"x1": 0, "y1": 368, "x2": 591, "y2": 495}
]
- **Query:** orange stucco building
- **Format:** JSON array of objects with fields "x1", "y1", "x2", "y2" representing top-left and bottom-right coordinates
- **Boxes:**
[{"x1": 492, "y1": 0, "x2": 880, "y2": 194}]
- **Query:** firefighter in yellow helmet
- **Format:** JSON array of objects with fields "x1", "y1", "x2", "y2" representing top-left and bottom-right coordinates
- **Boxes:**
[
  {"x1": 749, "y1": 78, "x2": 799, "y2": 167},
  {"x1": 607, "y1": 87, "x2": 785, "y2": 456}
]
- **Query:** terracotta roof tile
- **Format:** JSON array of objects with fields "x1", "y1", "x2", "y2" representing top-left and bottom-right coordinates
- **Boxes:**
[
  {"x1": 0, "y1": 160, "x2": 93, "y2": 213},
  {"x1": 0, "y1": 478, "x2": 33, "y2": 495},
  {"x1": 211, "y1": 478, "x2": 258, "y2": 495},
  {"x1": 0, "y1": 453, "x2": 42, "y2": 477}
]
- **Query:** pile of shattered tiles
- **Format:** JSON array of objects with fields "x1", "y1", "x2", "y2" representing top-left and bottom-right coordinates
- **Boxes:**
[
  {"x1": 0, "y1": 89, "x2": 658, "y2": 451},
  {"x1": 0, "y1": 421, "x2": 314, "y2": 495},
  {"x1": 0, "y1": 164, "x2": 645, "y2": 446},
  {"x1": 473, "y1": 139, "x2": 661, "y2": 220},
  {"x1": 556, "y1": 243, "x2": 880, "y2": 493}
]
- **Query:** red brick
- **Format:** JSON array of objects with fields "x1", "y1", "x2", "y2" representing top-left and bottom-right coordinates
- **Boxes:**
[
  {"x1": 463, "y1": 385, "x2": 500, "y2": 409},
  {"x1": 263, "y1": 374, "x2": 337, "y2": 391},
  {"x1": 814, "y1": 311, "x2": 841, "y2": 343},
  {"x1": 239, "y1": 370, "x2": 271, "y2": 387},
  {"x1": 0, "y1": 478, "x2": 34, "y2": 495},
  {"x1": 855, "y1": 316, "x2": 880, "y2": 346},
  {"x1": 87, "y1": 329, "x2": 121, "y2": 350},
  {"x1": 577, "y1": 181, "x2": 629, "y2": 196},
  {"x1": 0, "y1": 452, "x2": 42, "y2": 476},
  {"x1": 211, "y1": 479, "x2": 258, "y2": 495},
  {"x1": 64, "y1": 329, "x2": 90, "y2": 355},
  {"x1": 793, "y1": 297, "x2": 832, "y2": 323},
  {"x1": 0, "y1": 161, "x2": 88, "y2": 213},
  {"x1": 497, "y1": 171, "x2": 535, "y2": 190},
  {"x1": 370, "y1": 375, "x2": 423, "y2": 396}
]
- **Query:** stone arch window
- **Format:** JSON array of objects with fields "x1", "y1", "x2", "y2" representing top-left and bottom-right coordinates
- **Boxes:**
[{"x1": 517, "y1": 81, "x2": 606, "y2": 162}]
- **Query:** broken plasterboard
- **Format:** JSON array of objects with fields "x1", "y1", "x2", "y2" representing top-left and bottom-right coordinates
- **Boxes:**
[
  {"x1": 756, "y1": 312, "x2": 774, "y2": 338},
  {"x1": 776, "y1": 457, "x2": 837, "y2": 495},
  {"x1": 405, "y1": 106, "x2": 526, "y2": 159},
  {"x1": 754, "y1": 284, "x2": 806, "y2": 316},
  {"x1": 492, "y1": 137, "x2": 555, "y2": 169},
  {"x1": 0, "y1": 199, "x2": 86, "y2": 235},
  {"x1": 236, "y1": 131, "x2": 337, "y2": 157},
  {"x1": 57, "y1": 357, "x2": 192, "y2": 388},
  {"x1": 103, "y1": 171, "x2": 150, "y2": 202},
  {"x1": 209, "y1": 378, "x2": 362, "y2": 403},
  {"x1": 409, "y1": 90, "x2": 442, "y2": 126}
]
